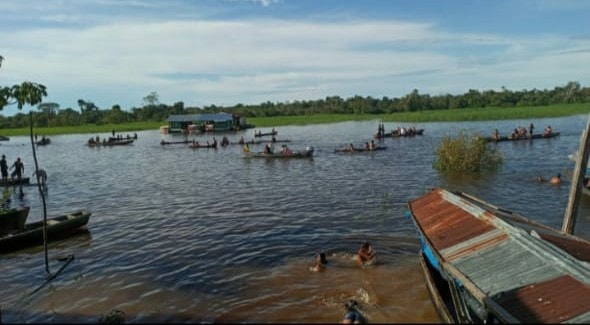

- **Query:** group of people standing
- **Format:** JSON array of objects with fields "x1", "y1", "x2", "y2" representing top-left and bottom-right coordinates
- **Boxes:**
[
  {"x1": 0, "y1": 155, "x2": 48, "y2": 186},
  {"x1": 0, "y1": 155, "x2": 25, "y2": 185}
]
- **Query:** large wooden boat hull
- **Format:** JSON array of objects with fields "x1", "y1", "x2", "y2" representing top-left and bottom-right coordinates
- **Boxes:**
[
  {"x1": 0, "y1": 210, "x2": 91, "y2": 253},
  {"x1": 0, "y1": 207, "x2": 30, "y2": 236},
  {"x1": 485, "y1": 132, "x2": 560, "y2": 142},
  {"x1": 408, "y1": 188, "x2": 590, "y2": 324}
]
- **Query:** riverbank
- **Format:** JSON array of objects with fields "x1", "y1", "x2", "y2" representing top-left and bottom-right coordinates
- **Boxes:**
[{"x1": 1, "y1": 103, "x2": 588, "y2": 137}]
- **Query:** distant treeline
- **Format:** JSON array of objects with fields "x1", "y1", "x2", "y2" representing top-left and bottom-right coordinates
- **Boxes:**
[{"x1": 0, "y1": 81, "x2": 588, "y2": 129}]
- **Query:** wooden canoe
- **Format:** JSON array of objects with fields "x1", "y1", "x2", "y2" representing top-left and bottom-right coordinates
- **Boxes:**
[
  {"x1": 334, "y1": 146, "x2": 387, "y2": 153},
  {"x1": 484, "y1": 132, "x2": 560, "y2": 142},
  {"x1": 36, "y1": 138, "x2": 51, "y2": 146},
  {"x1": 160, "y1": 139, "x2": 192, "y2": 145},
  {"x1": 253, "y1": 130, "x2": 278, "y2": 137},
  {"x1": 188, "y1": 143, "x2": 218, "y2": 149},
  {"x1": 3, "y1": 177, "x2": 30, "y2": 186},
  {"x1": 88, "y1": 139, "x2": 135, "y2": 147},
  {"x1": 243, "y1": 148, "x2": 314, "y2": 159},
  {"x1": 374, "y1": 128, "x2": 424, "y2": 139},
  {"x1": 0, "y1": 210, "x2": 91, "y2": 253}
]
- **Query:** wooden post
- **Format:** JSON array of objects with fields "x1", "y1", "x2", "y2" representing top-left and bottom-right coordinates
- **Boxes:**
[{"x1": 562, "y1": 114, "x2": 590, "y2": 234}]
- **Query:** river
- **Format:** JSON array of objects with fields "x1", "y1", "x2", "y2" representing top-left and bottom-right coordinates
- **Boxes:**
[{"x1": 1, "y1": 114, "x2": 589, "y2": 323}]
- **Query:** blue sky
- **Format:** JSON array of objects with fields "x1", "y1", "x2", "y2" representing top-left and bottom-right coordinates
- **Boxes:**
[{"x1": 1, "y1": 0, "x2": 589, "y2": 115}]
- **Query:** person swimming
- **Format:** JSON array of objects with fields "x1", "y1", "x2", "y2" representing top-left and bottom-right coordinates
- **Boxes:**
[
  {"x1": 549, "y1": 173, "x2": 561, "y2": 185},
  {"x1": 310, "y1": 252, "x2": 328, "y2": 272},
  {"x1": 342, "y1": 300, "x2": 365, "y2": 324},
  {"x1": 355, "y1": 241, "x2": 377, "y2": 268}
]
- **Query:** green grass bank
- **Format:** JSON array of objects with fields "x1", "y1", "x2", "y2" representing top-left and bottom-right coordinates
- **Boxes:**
[{"x1": 1, "y1": 103, "x2": 588, "y2": 137}]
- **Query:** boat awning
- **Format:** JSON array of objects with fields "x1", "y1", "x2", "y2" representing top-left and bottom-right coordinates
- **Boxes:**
[{"x1": 408, "y1": 188, "x2": 590, "y2": 323}]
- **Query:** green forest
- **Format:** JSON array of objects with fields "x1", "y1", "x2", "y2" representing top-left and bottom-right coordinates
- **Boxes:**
[{"x1": 2, "y1": 75, "x2": 590, "y2": 130}]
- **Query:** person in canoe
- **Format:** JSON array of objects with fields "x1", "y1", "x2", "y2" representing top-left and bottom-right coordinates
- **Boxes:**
[
  {"x1": 492, "y1": 128, "x2": 500, "y2": 140},
  {"x1": 264, "y1": 143, "x2": 273, "y2": 154},
  {"x1": 543, "y1": 125, "x2": 553, "y2": 137},
  {"x1": 348, "y1": 143, "x2": 355, "y2": 152}
]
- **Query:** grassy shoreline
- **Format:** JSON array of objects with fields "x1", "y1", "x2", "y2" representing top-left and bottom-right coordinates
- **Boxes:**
[{"x1": 1, "y1": 103, "x2": 588, "y2": 137}]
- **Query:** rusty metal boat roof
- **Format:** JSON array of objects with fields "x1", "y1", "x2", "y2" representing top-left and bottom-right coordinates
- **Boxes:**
[{"x1": 409, "y1": 188, "x2": 590, "y2": 323}]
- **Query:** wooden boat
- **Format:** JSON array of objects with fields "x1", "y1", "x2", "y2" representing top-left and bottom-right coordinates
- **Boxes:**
[
  {"x1": 160, "y1": 139, "x2": 192, "y2": 146},
  {"x1": 0, "y1": 135, "x2": 9, "y2": 141},
  {"x1": 3, "y1": 177, "x2": 30, "y2": 186},
  {"x1": 103, "y1": 139, "x2": 134, "y2": 146},
  {"x1": 484, "y1": 132, "x2": 560, "y2": 142},
  {"x1": 228, "y1": 139, "x2": 292, "y2": 146},
  {"x1": 88, "y1": 139, "x2": 135, "y2": 147},
  {"x1": 188, "y1": 142, "x2": 218, "y2": 149},
  {"x1": 36, "y1": 137, "x2": 51, "y2": 146},
  {"x1": 243, "y1": 147, "x2": 314, "y2": 159},
  {"x1": 334, "y1": 146, "x2": 387, "y2": 153},
  {"x1": 374, "y1": 128, "x2": 424, "y2": 139},
  {"x1": 0, "y1": 207, "x2": 30, "y2": 236},
  {"x1": 408, "y1": 188, "x2": 590, "y2": 323},
  {"x1": 253, "y1": 130, "x2": 278, "y2": 137},
  {"x1": 0, "y1": 210, "x2": 91, "y2": 253}
]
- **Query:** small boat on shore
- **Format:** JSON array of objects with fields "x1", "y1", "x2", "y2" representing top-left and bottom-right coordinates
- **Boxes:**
[
  {"x1": 408, "y1": 188, "x2": 590, "y2": 323},
  {"x1": 0, "y1": 210, "x2": 91, "y2": 253}
]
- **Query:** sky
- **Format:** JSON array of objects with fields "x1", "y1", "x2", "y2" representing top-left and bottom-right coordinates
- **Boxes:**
[{"x1": 1, "y1": 0, "x2": 590, "y2": 116}]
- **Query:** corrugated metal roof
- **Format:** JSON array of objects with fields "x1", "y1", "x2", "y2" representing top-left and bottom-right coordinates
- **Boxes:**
[
  {"x1": 166, "y1": 114, "x2": 201, "y2": 122},
  {"x1": 408, "y1": 188, "x2": 590, "y2": 323}
]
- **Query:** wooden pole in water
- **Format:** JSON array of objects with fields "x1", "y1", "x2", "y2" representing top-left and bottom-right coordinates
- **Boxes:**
[{"x1": 562, "y1": 113, "x2": 590, "y2": 234}]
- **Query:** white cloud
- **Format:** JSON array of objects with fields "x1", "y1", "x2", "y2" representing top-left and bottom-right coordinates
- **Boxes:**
[{"x1": 2, "y1": 14, "x2": 589, "y2": 110}]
